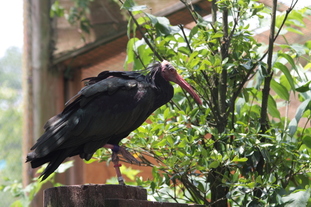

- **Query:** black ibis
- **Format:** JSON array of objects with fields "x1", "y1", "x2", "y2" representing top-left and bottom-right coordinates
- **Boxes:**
[{"x1": 26, "y1": 60, "x2": 202, "y2": 184}]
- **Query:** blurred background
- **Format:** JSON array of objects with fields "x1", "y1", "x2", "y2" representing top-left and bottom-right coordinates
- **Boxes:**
[{"x1": 0, "y1": 0, "x2": 23, "y2": 206}]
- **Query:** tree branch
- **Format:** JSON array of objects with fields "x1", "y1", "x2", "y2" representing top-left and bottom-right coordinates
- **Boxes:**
[
  {"x1": 260, "y1": 0, "x2": 278, "y2": 133},
  {"x1": 211, "y1": 0, "x2": 217, "y2": 25},
  {"x1": 178, "y1": 24, "x2": 193, "y2": 53},
  {"x1": 218, "y1": 8, "x2": 229, "y2": 132},
  {"x1": 259, "y1": 0, "x2": 298, "y2": 62}
]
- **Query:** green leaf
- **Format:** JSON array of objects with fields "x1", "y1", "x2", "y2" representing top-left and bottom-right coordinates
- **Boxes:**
[
  {"x1": 305, "y1": 40, "x2": 311, "y2": 50},
  {"x1": 278, "y1": 52, "x2": 299, "y2": 76},
  {"x1": 288, "y1": 99, "x2": 311, "y2": 136},
  {"x1": 178, "y1": 140, "x2": 187, "y2": 148},
  {"x1": 127, "y1": 16, "x2": 133, "y2": 38},
  {"x1": 119, "y1": 165, "x2": 141, "y2": 180},
  {"x1": 55, "y1": 161, "x2": 74, "y2": 174},
  {"x1": 10, "y1": 200, "x2": 23, "y2": 207},
  {"x1": 189, "y1": 26, "x2": 199, "y2": 41},
  {"x1": 128, "y1": 5, "x2": 147, "y2": 12},
  {"x1": 125, "y1": 38, "x2": 139, "y2": 66},
  {"x1": 209, "y1": 161, "x2": 220, "y2": 168},
  {"x1": 268, "y1": 95, "x2": 280, "y2": 119},
  {"x1": 282, "y1": 188, "x2": 311, "y2": 207},
  {"x1": 302, "y1": 136, "x2": 311, "y2": 149},
  {"x1": 271, "y1": 79, "x2": 289, "y2": 100},
  {"x1": 145, "y1": 13, "x2": 180, "y2": 36},
  {"x1": 212, "y1": 32, "x2": 223, "y2": 39},
  {"x1": 296, "y1": 81, "x2": 311, "y2": 93},
  {"x1": 291, "y1": 44, "x2": 306, "y2": 56},
  {"x1": 286, "y1": 27, "x2": 304, "y2": 35},
  {"x1": 294, "y1": 99, "x2": 311, "y2": 121},
  {"x1": 274, "y1": 62, "x2": 295, "y2": 91},
  {"x1": 121, "y1": 0, "x2": 135, "y2": 10},
  {"x1": 50, "y1": 0, "x2": 65, "y2": 17},
  {"x1": 196, "y1": 14, "x2": 209, "y2": 27},
  {"x1": 288, "y1": 118, "x2": 298, "y2": 137},
  {"x1": 232, "y1": 156, "x2": 248, "y2": 162},
  {"x1": 178, "y1": 46, "x2": 191, "y2": 55},
  {"x1": 155, "y1": 138, "x2": 167, "y2": 148},
  {"x1": 145, "y1": 13, "x2": 158, "y2": 25},
  {"x1": 280, "y1": 74, "x2": 292, "y2": 91}
]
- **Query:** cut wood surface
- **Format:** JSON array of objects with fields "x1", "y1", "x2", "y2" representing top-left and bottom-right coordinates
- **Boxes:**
[{"x1": 44, "y1": 184, "x2": 204, "y2": 207}]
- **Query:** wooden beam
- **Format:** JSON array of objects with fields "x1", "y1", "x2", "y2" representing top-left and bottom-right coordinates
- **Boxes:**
[{"x1": 52, "y1": 0, "x2": 207, "y2": 68}]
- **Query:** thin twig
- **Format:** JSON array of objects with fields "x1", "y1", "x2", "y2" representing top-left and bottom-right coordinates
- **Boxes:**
[
  {"x1": 178, "y1": 24, "x2": 193, "y2": 53},
  {"x1": 119, "y1": 0, "x2": 163, "y2": 61},
  {"x1": 180, "y1": 173, "x2": 210, "y2": 205},
  {"x1": 259, "y1": 0, "x2": 298, "y2": 62},
  {"x1": 180, "y1": 0, "x2": 198, "y2": 24},
  {"x1": 228, "y1": 6, "x2": 240, "y2": 40}
]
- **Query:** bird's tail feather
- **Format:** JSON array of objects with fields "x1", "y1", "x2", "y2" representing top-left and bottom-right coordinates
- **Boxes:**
[
  {"x1": 30, "y1": 116, "x2": 69, "y2": 157},
  {"x1": 27, "y1": 149, "x2": 76, "y2": 181}
]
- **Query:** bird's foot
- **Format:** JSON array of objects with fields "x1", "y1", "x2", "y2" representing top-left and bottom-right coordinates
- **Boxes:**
[
  {"x1": 104, "y1": 144, "x2": 141, "y2": 185},
  {"x1": 118, "y1": 147, "x2": 140, "y2": 164}
]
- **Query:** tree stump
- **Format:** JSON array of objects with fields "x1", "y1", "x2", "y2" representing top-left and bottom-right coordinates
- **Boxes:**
[{"x1": 44, "y1": 184, "x2": 204, "y2": 207}]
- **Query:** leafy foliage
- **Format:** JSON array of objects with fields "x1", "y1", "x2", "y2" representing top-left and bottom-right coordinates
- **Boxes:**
[
  {"x1": 50, "y1": 0, "x2": 93, "y2": 42},
  {"x1": 96, "y1": 0, "x2": 311, "y2": 206},
  {"x1": 1, "y1": 161, "x2": 73, "y2": 207}
]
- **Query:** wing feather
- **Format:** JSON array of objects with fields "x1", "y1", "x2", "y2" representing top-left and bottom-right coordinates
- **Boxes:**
[{"x1": 26, "y1": 72, "x2": 156, "y2": 180}]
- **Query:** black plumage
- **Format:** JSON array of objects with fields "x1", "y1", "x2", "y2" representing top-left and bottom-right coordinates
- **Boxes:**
[{"x1": 26, "y1": 61, "x2": 201, "y2": 180}]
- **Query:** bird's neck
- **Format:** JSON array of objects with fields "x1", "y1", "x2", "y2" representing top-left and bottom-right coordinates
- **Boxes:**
[{"x1": 150, "y1": 71, "x2": 174, "y2": 108}]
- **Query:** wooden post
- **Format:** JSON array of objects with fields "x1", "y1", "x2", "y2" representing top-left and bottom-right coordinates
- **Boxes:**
[
  {"x1": 44, "y1": 185, "x2": 205, "y2": 207},
  {"x1": 23, "y1": 0, "x2": 65, "y2": 206}
]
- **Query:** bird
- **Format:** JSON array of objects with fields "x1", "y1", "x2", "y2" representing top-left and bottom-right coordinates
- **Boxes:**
[{"x1": 26, "y1": 60, "x2": 202, "y2": 184}]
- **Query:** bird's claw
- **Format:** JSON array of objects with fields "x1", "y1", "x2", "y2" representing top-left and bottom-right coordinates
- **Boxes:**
[{"x1": 118, "y1": 147, "x2": 140, "y2": 164}]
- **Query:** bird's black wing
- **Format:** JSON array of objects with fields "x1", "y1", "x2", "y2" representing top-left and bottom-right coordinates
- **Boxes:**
[
  {"x1": 65, "y1": 71, "x2": 144, "y2": 105},
  {"x1": 27, "y1": 71, "x2": 156, "y2": 180}
]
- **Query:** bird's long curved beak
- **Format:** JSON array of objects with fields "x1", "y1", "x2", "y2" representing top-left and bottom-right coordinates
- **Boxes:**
[
  {"x1": 161, "y1": 60, "x2": 202, "y2": 105},
  {"x1": 173, "y1": 74, "x2": 202, "y2": 105}
]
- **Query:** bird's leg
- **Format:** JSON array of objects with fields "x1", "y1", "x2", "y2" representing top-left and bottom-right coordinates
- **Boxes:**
[
  {"x1": 104, "y1": 144, "x2": 125, "y2": 185},
  {"x1": 112, "y1": 150, "x2": 125, "y2": 185}
]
